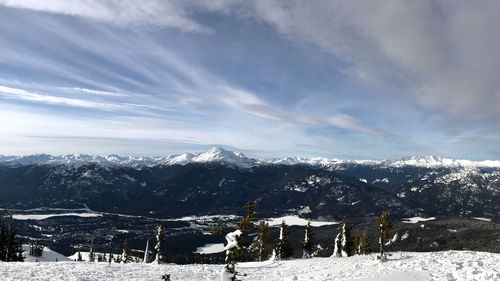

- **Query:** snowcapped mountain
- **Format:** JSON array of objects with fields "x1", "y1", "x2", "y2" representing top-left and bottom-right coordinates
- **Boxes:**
[
  {"x1": 1, "y1": 147, "x2": 499, "y2": 169},
  {"x1": 0, "y1": 147, "x2": 499, "y2": 222},
  {"x1": 388, "y1": 156, "x2": 500, "y2": 168},
  {"x1": 0, "y1": 147, "x2": 255, "y2": 168},
  {"x1": 165, "y1": 147, "x2": 255, "y2": 168}
]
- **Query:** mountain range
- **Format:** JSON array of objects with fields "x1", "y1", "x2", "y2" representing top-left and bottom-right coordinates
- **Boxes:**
[
  {"x1": 2, "y1": 147, "x2": 500, "y2": 169},
  {"x1": 0, "y1": 147, "x2": 498, "y2": 221}
]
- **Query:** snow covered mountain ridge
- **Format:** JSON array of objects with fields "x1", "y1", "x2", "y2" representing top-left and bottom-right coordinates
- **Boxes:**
[{"x1": 1, "y1": 147, "x2": 500, "y2": 169}]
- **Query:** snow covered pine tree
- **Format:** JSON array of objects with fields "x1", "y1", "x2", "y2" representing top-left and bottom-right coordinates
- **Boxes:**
[
  {"x1": 332, "y1": 232, "x2": 342, "y2": 257},
  {"x1": 235, "y1": 201, "x2": 258, "y2": 261},
  {"x1": 302, "y1": 221, "x2": 314, "y2": 258},
  {"x1": 276, "y1": 221, "x2": 293, "y2": 260},
  {"x1": 121, "y1": 239, "x2": 133, "y2": 263},
  {"x1": 375, "y1": 211, "x2": 393, "y2": 261},
  {"x1": 153, "y1": 224, "x2": 165, "y2": 264},
  {"x1": 0, "y1": 216, "x2": 24, "y2": 262},
  {"x1": 353, "y1": 227, "x2": 361, "y2": 255},
  {"x1": 221, "y1": 230, "x2": 242, "y2": 281},
  {"x1": 341, "y1": 217, "x2": 354, "y2": 256}
]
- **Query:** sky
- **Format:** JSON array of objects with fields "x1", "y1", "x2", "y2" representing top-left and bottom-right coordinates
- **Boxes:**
[{"x1": 0, "y1": 0, "x2": 499, "y2": 160}]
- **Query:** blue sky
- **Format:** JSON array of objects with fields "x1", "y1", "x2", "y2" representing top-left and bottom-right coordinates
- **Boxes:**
[{"x1": 0, "y1": 1, "x2": 499, "y2": 160}]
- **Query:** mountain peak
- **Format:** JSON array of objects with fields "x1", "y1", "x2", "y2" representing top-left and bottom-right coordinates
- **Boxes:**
[{"x1": 192, "y1": 147, "x2": 253, "y2": 168}]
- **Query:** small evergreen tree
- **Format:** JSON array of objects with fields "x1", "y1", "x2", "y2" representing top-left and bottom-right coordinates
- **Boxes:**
[
  {"x1": 121, "y1": 239, "x2": 133, "y2": 263},
  {"x1": 8, "y1": 232, "x2": 24, "y2": 261},
  {"x1": 209, "y1": 226, "x2": 226, "y2": 236},
  {"x1": 2, "y1": 217, "x2": 24, "y2": 262},
  {"x1": 302, "y1": 222, "x2": 314, "y2": 258},
  {"x1": 0, "y1": 220, "x2": 6, "y2": 260},
  {"x1": 251, "y1": 221, "x2": 273, "y2": 261},
  {"x1": 276, "y1": 221, "x2": 293, "y2": 260},
  {"x1": 221, "y1": 230, "x2": 242, "y2": 281},
  {"x1": 375, "y1": 211, "x2": 393, "y2": 260},
  {"x1": 332, "y1": 232, "x2": 342, "y2": 257},
  {"x1": 359, "y1": 230, "x2": 371, "y2": 255},
  {"x1": 89, "y1": 237, "x2": 95, "y2": 262},
  {"x1": 77, "y1": 251, "x2": 83, "y2": 261},
  {"x1": 153, "y1": 224, "x2": 165, "y2": 264},
  {"x1": 353, "y1": 227, "x2": 361, "y2": 255},
  {"x1": 235, "y1": 201, "x2": 258, "y2": 261},
  {"x1": 341, "y1": 217, "x2": 354, "y2": 257}
]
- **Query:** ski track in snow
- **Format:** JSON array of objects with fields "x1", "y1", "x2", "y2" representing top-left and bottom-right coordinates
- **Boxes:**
[{"x1": 0, "y1": 251, "x2": 498, "y2": 281}]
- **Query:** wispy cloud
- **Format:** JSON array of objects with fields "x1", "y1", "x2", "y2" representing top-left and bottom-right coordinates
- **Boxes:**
[
  {"x1": 221, "y1": 85, "x2": 387, "y2": 137},
  {"x1": 0, "y1": 85, "x2": 155, "y2": 111},
  {"x1": 0, "y1": 0, "x2": 218, "y2": 32},
  {"x1": 61, "y1": 87, "x2": 129, "y2": 97},
  {"x1": 327, "y1": 114, "x2": 387, "y2": 138}
]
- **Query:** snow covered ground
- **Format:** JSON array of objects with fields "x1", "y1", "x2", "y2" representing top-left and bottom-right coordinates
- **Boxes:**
[
  {"x1": 401, "y1": 216, "x2": 436, "y2": 224},
  {"x1": 0, "y1": 251, "x2": 498, "y2": 280},
  {"x1": 194, "y1": 243, "x2": 225, "y2": 254},
  {"x1": 265, "y1": 215, "x2": 338, "y2": 227},
  {"x1": 21, "y1": 245, "x2": 72, "y2": 262}
]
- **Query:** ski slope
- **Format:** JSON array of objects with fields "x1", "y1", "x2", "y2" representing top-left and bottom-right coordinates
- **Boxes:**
[{"x1": 0, "y1": 251, "x2": 498, "y2": 280}]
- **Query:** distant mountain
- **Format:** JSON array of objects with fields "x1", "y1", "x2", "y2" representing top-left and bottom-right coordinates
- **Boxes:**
[
  {"x1": 0, "y1": 147, "x2": 498, "y2": 221},
  {"x1": 2, "y1": 147, "x2": 500, "y2": 169}
]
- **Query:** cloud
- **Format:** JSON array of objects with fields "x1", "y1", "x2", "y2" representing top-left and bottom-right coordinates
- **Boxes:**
[
  {"x1": 0, "y1": 0, "x2": 218, "y2": 32},
  {"x1": 61, "y1": 87, "x2": 129, "y2": 97},
  {"x1": 220, "y1": 86, "x2": 288, "y2": 121},
  {"x1": 327, "y1": 114, "x2": 387, "y2": 138},
  {"x1": 7, "y1": 1, "x2": 499, "y2": 125},
  {"x1": 221, "y1": 85, "x2": 386, "y2": 137},
  {"x1": 0, "y1": 85, "x2": 155, "y2": 111},
  {"x1": 248, "y1": 0, "x2": 500, "y2": 125}
]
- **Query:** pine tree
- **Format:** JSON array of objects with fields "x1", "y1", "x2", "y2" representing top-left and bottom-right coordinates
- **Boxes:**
[
  {"x1": 353, "y1": 227, "x2": 361, "y2": 255},
  {"x1": 375, "y1": 211, "x2": 393, "y2": 260},
  {"x1": 221, "y1": 230, "x2": 242, "y2": 281},
  {"x1": 359, "y1": 230, "x2": 371, "y2": 255},
  {"x1": 302, "y1": 222, "x2": 314, "y2": 258},
  {"x1": 251, "y1": 221, "x2": 273, "y2": 261},
  {"x1": 8, "y1": 230, "x2": 24, "y2": 261},
  {"x1": 121, "y1": 239, "x2": 133, "y2": 263},
  {"x1": 1, "y1": 216, "x2": 24, "y2": 262},
  {"x1": 153, "y1": 224, "x2": 165, "y2": 264},
  {"x1": 0, "y1": 220, "x2": 7, "y2": 261},
  {"x1": 332, "y1": 232, "x2": 342, "y2": 257},
  {"x1": 235, "y1": 201, "x2": 258, "y2": 261},
  {"x1": 341, "y1": 217, "x2": 354, "y2": 257},
  {"x1": 89, "y1": 237, "x2": 95, "y2": 262},
  {"x1": 276, "y1": 221, "x2": 293, "y2": 260}
]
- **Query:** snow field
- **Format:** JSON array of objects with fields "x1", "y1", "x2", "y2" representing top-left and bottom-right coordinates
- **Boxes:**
[{"x1": 0, "y1": 251, "x2": 498, "y2": 281}]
